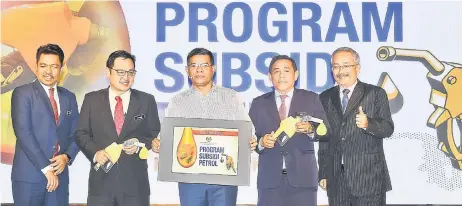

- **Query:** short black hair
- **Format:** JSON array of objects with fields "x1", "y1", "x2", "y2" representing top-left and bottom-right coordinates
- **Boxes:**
[
  {"x1": 269, "y1": 55, "x2": 298, "y2": 73},
  {"x1": 106, "y1": 50, "x2": 136, "y2": 69},
  {"x1": 186, "y1": 48, "x2": 214, "y2": 66},
  {"x1": 36, "y1": 44, "x2": 64, "y2": 66}
]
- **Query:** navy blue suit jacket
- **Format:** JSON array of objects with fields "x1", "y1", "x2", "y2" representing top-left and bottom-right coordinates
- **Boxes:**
[
  {"x1": 249, "y1": 88, "x2": 328, "y2": 189},
  {"x1": 11, "y1": 80, "x2": 79, "y2": 184}
]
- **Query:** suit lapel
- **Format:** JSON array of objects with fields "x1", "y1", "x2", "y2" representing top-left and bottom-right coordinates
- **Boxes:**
[
  {"x1": 33, "y1": 81, "x2": 56, "y2": 128},
  {"x1": 287, "y1": 89, "x2": 299, "y2": 118},
  {"x1": 102, "y1": 88, "x2": 119, "y2": 140},
  {"x1": 344, "y1": 81, "x2": 365, "y2": 117},
  {"x1": 118, "y1": 90, "x2": 141, "y2": 140},
  {"x1": 331, "y1": 86, "x2": 343, "y2": 118},
  {"x1": 265, "y1": 92, "x2": 281, "y2": 124},
  {"x1": 57, "y1": 87, "x2": 68, "y2": 127}
]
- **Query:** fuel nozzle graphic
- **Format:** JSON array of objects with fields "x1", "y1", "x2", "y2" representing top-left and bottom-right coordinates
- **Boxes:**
[{"x1": 377, "y1": 46, "x2": 462, "y2": 169}]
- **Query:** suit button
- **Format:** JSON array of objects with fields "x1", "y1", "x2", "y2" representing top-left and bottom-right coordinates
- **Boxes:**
[
  {"x1": 341, "y1": 122, "x2": 345, "y2": 126},
  {"x1": 342, "y1": 138, "x2": 345, "y2": 141},
  {"x1": 280, "y1": 152, "x2": 283, "y2": 154}
]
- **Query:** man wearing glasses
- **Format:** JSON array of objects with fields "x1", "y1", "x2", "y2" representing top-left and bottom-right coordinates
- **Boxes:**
[
  {"x1": 151, "y1": 48, "x2": 258, "y2": 206},
  {"x1": 76, "y1": 50, "x2": 161, "y2": 206},
  {"x1": 318, "y1": 47, "x2": 394, "y2": 206}
]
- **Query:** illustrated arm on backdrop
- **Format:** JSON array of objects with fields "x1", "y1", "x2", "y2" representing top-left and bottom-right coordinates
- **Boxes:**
[
  {"x1": 11, "y1": 88, "x2": 50, "y2": 172},
  {"x1": 75, "y1": 93, "x2": 99, "y2": 162},
  {"x1": 136, "y1": 95, "x2": 160, "y2": 150},
  {"x1": 363, "y1": 88, "x2": 395, "y2": 138},
  {"x1": 65, "y1": 93, "x2": 80, "y2": 165}
]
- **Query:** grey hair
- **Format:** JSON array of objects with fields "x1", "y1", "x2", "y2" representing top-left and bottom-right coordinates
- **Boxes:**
[{"x1": 331, "y1": 47, "x2": 360, "y2": 65}]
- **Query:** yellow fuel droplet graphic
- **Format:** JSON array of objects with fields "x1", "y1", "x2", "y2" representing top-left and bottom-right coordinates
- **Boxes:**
[
  {"x1": 316, "y1": 123, "x2": 327, "y2": 136},
  {"x1": 177, "y1": 127, "x2": 197, "y2": 168}
]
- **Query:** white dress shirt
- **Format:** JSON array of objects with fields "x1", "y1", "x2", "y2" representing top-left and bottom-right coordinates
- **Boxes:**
[
  {"x1": 93, "y1": 87, "x2": 131, "y2": 163},
  {"x1": 39, "y1": 82, "x2": 60, "y2": 174}
]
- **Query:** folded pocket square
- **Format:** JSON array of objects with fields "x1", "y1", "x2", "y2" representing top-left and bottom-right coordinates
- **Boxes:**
[{"x1": 134, "y1": 114, "x2": 145, "y2": 120}]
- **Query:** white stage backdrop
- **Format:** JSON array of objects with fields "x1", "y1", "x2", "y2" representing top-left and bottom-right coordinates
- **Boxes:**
[{"x1": 1, "y1": 1, "x2": 462, "y2": 204}]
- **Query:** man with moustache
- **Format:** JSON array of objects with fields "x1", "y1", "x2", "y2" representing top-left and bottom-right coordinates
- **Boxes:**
[
  {"x1": 249, "y1": 55, "x2": 328, "y2": 206},
  {"x1": 151, "y1": 48, "x2": 258, "y2": 206},
  {"x1": 75, "y1": 50, "x2": 160, "y2": 206},
  {"x1": 11, "y1": 44, "x2": 80, "y2": 206},
  {"x1": 318, "y1": 47, "x2": 394, "y2": 206}
]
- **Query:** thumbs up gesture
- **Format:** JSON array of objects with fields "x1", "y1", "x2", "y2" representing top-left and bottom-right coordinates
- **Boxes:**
[{"x1": 356, "y1": 106, "x2": 368, "y2": 129}]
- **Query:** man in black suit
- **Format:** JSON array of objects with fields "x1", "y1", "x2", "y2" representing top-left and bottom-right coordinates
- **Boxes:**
[
  {"x1": 318, "y1": 47, "x2": 394, "y2": 206},
  {"x1": 75, "y1": 50, "x2": 160, "y2": 206}
]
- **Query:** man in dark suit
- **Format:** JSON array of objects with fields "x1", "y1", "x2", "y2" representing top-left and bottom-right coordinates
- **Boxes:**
[
  {"x1": 318, "y1": 47, "x2": 394, "y2": 206},
  {"x1": 11, "y1": 44, "x2": 80, "y2": 206},
  {"x1": 75, "y1": 50, "x2": 160, "y2": 206},
  {"x1": 249, "y1": 55, "x2": 328, "y2": 206}
]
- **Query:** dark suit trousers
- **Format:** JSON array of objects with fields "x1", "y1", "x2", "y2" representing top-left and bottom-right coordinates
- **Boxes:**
[
  {"x1": 328, "y1": 170, "x2": 386, "y2": 206},
  {"x1": 87, "y1": 166, "x2": 149, "y2": 206},
  {"x1": 178, "y1": 183, "x2": 238, "y2": 206},
  {"x1": 12, "y1": 180, "x2": 68, "y2": 206},
  {"x1": 257, "y1": 174, "x2": 316, "y2": 206}
]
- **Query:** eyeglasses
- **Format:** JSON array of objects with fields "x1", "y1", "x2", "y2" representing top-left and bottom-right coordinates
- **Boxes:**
[
  {"x1": 332, "y1": 64, "x2": 357, "y2": 71},
  {"x1": 110, "y1": 68, "x2": 137, "y2": 76},
  {"x1": 188, "y1": 63, "x2": 211, "y2": 69}
]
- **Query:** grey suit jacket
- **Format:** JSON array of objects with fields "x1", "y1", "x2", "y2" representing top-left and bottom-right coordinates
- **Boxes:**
[
  {"x1": 75, "y1": 88, "x2": 160, "y2": 198},
  {"x1": 318, "y1": 80, "x2": 394, "y2": 196}
]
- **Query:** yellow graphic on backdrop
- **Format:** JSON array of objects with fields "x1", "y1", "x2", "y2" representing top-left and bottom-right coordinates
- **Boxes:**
[{"x1": 377, "y1": 46, "x2": 462, "y2": 169}]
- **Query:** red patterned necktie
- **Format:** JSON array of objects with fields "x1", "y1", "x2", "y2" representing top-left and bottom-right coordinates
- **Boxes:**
[
  {"x1": 49, "y1": 87, "x2": 60, "y2": 157},
  {"x1": 278, "y1": 95, "x2": 288, "y2": 120},
  {"x1": 114, "y1": 96, "x2": 125, "y2": 136},
  {"x1": 49, "y1": 88, "x2": 59, "y2": 125}
]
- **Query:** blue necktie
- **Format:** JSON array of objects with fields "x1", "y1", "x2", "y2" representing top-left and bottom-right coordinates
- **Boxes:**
[{"x1": 342, "y1": 89, "x2": 350, "y2": 113}]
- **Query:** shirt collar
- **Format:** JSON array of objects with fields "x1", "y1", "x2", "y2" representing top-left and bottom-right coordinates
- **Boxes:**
[
  {"x1": 339, "y1": 80, "x2": 358, "y2": 94},
  {"x1": 109, "y1": 86, "x2": 131, "y2": 100},
  {"x1": 189, "y1": 83, "x2": 217, "y2": 96},
  {"x1": 39, "y1": 81, "x2": 58, "y2": 94},
  {"x1": 275, "y1": 87, "x2": 295, "y2": 99}
]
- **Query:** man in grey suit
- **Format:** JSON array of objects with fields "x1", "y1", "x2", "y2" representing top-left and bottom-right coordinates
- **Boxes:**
[
  {"x1": 75, "y1": 50, "x2": 160, "y2": 206},
  {"x1": 250, "y1": 55, "x2": 328, "y2": 206},
  {"x1": 318, "y1": 47, "x2": 394, "y2": 206}
]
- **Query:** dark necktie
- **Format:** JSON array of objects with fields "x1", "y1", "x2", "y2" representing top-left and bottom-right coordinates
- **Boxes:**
[{"x1": 342, "y1": 89, "x2": 350, "y2": 113}]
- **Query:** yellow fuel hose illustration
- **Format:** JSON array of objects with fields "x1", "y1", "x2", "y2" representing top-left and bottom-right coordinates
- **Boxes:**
[{"x1": 377, "y1": 46, "x2": 462, "y2": 169}]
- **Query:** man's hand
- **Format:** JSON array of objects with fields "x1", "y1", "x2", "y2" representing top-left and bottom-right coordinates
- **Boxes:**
[
  {"x1": 356, "y1": 106, "x2": 368, "y2": 129},
  {"x1": 152, "y1": 138, "x2": 160, "y2": 153},
  {"x1": 296, "y1": 122, "x2": 313, "y2": 134},
  {"x1": 249, "y1": 137, "x2": 257, "y2": 151},
  {"x1": 261, "y1": 131, "x2": 276, "y2": 149},
  {"x1": 95, "y1": 150, "x2": 110, "y2": 165},
  {"x1": 319, "y1": 179, "x2": 327, "y2": 191},
  {"x1": 45, "y1": 170, "x2": 59, "y2": 192},
  {"x1": 123, "y1": 138, "x2": 139, "y2": 155},
  {"x1": 50, "y1": 154, "x2": 69, "y2": 175}
]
